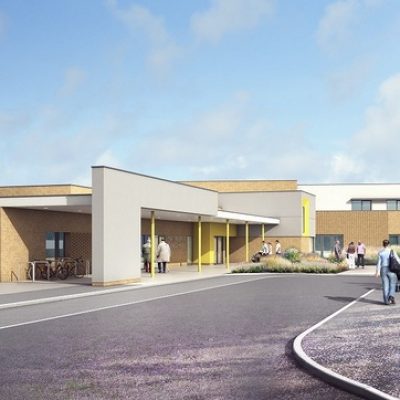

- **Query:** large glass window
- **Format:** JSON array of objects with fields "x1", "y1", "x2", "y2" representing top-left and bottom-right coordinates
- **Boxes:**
[
  {"x1": 315, "y1": 234, "x2": 343, "y2": 253},
  {"x1": 46, "y1": 232, "x2": 65, "y2": 259},
  {"x1": 389, "y1": 235, "x2": 400, "y2": 245},
  {"x1": 387, "y1": 200, "x2": 400, "y2": 210},
  {"x1": 351, "y1": 200, "x2": 371, "y2": 211}
]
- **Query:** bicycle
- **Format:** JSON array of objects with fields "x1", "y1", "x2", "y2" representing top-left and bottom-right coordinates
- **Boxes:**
[{"x1": 60, "y1": 257, "x2": 86, "y2": 279}]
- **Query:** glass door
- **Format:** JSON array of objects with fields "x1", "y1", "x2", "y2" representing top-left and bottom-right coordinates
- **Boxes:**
[{"x1": 214, "y1": 236, "x2": 225, "y2": 264}]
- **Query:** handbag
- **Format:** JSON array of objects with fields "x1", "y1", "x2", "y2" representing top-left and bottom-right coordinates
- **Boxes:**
[{"x1": 388, "y1": 250, "x2": 400, "y2": 274}]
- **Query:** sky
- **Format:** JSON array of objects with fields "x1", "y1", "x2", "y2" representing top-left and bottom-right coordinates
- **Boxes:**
[{"x1": 1, "y1": 0, "x2": 400, "y2": 186}]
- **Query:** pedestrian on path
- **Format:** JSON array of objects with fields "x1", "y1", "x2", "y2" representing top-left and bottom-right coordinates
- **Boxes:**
[
  {"x1": 157, "y1": 238, "x2": 171, "y2": 273},
  {"x1": 334, "y1": 240, "x2": 342, "y2": 262},
  {"x1": 142, "y1": 238, "x2": 151, "y2": 273},
  {"x1": 356, "y1": 241, "x2": 366, "y2": 268},
  {"x1": 346, "y1": 241, "x2": 356, "y2": 269},
  {"x1": 376, "y1": 239, "x2": 398, "y2": 305}
]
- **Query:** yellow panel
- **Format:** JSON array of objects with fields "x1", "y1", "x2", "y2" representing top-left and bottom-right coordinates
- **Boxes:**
[
  {"x1": 302, "y1": 197, "x2": 310, "y2": 236},
  {"x1": 193, "y1": 222, "x2": 237, "y2": 264}
]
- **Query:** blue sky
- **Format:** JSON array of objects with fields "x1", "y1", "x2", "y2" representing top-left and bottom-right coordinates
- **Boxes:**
[{"x1": 1, "y1": 0, "x2": 400, "y2": 186}]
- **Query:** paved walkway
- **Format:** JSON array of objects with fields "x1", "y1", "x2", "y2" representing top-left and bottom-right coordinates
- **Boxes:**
[{"x1": 1, "y1": 264, "x2": 399, "y2": 399}]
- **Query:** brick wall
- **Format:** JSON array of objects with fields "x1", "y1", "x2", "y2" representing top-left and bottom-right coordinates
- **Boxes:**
[
  {"x1": 0, "y1": 185, "x2": 92, "y2": 197},
  {"x1": 141, "y1": 219, "x2": 193, "y2": 264},
  {"x1": 66, "y1": 233, "x2": 92, "y2": 260},
  {"x1": 315, "y1": 210, "x2": 398, "y2": 248},
  {"x1": 0, "y1": 208, "x2": 91, "y2": 282},
  {"x1": 229, "y1": 236, "x2": 313, "y2": 262},
  {"x1": 181, "y1": 180, "x2": 298, "y2": 192}
]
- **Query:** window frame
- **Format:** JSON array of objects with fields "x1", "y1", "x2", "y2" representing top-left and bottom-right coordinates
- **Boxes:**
[{"x1": 351, "y1": 200, "x2": 371, "y2": 211}]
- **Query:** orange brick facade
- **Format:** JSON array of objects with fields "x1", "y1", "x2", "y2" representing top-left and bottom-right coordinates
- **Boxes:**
[{"x1": 141, "y1": 219, "x2": 193, "y2": 264}]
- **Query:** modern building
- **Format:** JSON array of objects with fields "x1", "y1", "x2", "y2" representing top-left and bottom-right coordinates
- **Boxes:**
[
  {"x1": 0, "y1": 167, "x2": 314, "y2": 285},
  {"x1": 299, "y1": 183, "x2": 400, "y2": 254},
  {"x1": 2, "y1": 167, "x2": 398, "y2": 285}
]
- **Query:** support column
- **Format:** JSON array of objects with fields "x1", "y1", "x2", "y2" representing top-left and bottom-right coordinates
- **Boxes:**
[
  {"x1": 151, "y1": 211, "x2": 156, "y2": 278},
  {"x1": 226, "y1": 219, "x2": 230, "y2": 271},
  {"x1": 261, "y1": 224, "x2": 265, "y2": 241},
  {"x1": 198, "y1": 216, "x2": 202, "y2": 273},
  {"x1": 245, "y1": 221, "x2": 249, "y2": 262}
]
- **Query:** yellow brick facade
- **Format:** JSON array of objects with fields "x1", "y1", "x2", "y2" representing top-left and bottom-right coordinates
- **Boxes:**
[
  {"x1": 0, "y1": 185, "x2": 92, "y2": 197},
  {"x1": 181, "y1": 180, "x2": 298, "y2": 192},
  {"x1": 316, "y1": 210, "x2": 400, "y2": 248},
  {"x1": 229, "y1": 236, "x2": 313, "y2": 262},
  {"x1": 0, "y1": 208, "x2": 91, "y2": 282}
]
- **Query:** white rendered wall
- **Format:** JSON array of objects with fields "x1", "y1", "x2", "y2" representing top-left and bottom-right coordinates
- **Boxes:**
[
  {"x1": 92, "y1": 167, "x2": 218, "y2": 285},
  {"x1": 218, "y1": 191, "x2": 315, "y2": 236},
  {"x1": 299, "y1": 184, "x2": 400, "y2": 211}
]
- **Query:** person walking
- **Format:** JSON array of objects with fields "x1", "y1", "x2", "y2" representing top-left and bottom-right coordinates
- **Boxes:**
[
  {"x1": 275, "y1": 240, "x2": 282, "y2": 256},
  {"x1": 346, "y1": 241, "x2": 356, "y2": 269},
  {"x1": 142, "y1": 238, "x2": 151, "y2": 273},
  {"x1": 356, "y1": 241, "x2": 366, "y2": 269},
  {"x1": 334, "y1": 240, "x2": 342, "y2": 262},
  {"x1": 156, "y1": 238, "x2": 171, "y2": 273},
  {"x1": 376, "y1": 239, "x2": 399, "y2": 305}
]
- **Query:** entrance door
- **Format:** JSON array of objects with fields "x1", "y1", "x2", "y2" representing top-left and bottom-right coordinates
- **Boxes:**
[{"x1": 214, "y1": 236, "x2": 225, "y2": 264}]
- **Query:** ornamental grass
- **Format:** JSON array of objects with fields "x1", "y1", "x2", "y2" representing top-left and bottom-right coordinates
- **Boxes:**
[{"x1": 232, "y1": 250, "x2": 347, "y2": 274}]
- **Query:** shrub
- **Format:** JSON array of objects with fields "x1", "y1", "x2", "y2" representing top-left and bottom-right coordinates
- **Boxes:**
[{"x1": 283, "y1": 247, "x2": 302, "y2": 263}]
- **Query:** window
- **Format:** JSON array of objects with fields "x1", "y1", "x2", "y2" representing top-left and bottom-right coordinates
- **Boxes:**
[
  {"x1": 389, "y1": 235, "x2": 400, "y2": 245},
  {"x1": 315, "y1": 234, "x2": 343, "y2": 252},
  {"x1": 387, "y1": 200, "x2": 400, "y2": 210},
  {"x1": 46, "y1": 232, "x2": 65, "y2": 259},
  {"x1": 351, "y1": 200, "x2": 371, "y2": 211}
]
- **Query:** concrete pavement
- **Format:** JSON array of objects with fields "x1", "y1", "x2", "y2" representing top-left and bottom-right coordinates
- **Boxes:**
[{"x1": 1, "y1": 264, "x2": 399, "y2": 399}]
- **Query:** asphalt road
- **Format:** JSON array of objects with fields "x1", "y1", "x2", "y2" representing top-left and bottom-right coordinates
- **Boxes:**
[{"x1": 0, "y1": 274, "x2": 377, "y2": 400}]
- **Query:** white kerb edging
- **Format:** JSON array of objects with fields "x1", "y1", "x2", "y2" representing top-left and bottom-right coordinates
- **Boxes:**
[{"x1": 293, "y1": 289, "x2": 398, "y2": 400}]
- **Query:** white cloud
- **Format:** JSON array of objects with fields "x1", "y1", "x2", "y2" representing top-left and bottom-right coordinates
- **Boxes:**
[
  {"x1": 0, "y1": 111, "x2": 31, "y2": 136},
  {"x1": 191, "y1": 0, "x2": 274, "y2": 43},
  {"x1": 59, "y1": 67, "x2": 86, "y2": 97},
  {"x1": 0, "y1": 103, "x2": 136, "y2": 185},
  {"x1": 317, "y1": 0, "x2": 360, "y2": 51},
  {"x1": 327, "y1": 57, "x2": 373, "y2": 102},
  {"x1": 126, "y1": 92, "x2": 326, "y2": 181},
  {"x1": 327, "y1": 73, "x2": 400, "y2": 182},
  {"x1": 107, "y1": 0, "x2": 181, "y2": 75},
  {"x1": 317, "y1": 0, "x2": 384, "y2": 52}
]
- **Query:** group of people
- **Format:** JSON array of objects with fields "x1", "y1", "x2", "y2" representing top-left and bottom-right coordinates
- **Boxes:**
[
  {"x1": 142, "y1": 238, "x2": 171, "y2": 274},
  {"x1": 252, "y1": 240, "x2": 282, "y2": 262},
  {"x1": 335, "y1": 239, "x2": 399, "y2": 306},
  {"x1": 334, "y1": 240, "x2": 366, "y2": 269}
]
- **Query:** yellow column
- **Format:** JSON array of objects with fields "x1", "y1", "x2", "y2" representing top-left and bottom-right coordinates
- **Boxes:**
[
  {"x1": 261, "y1": 224, "x2": 265, "y2": 241},
  {"x1": 226, "y1": 219, "x2": 230, "y2": 270},
  {"x1": 198, "y1": 216, "x2": 202, "y2": 273},
  {"x1": 151, "y1": 211, "x2": 155, "y2": 278},
  {"x1": 245, "y1": 221, "x2": 249, "y2": 262}
]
